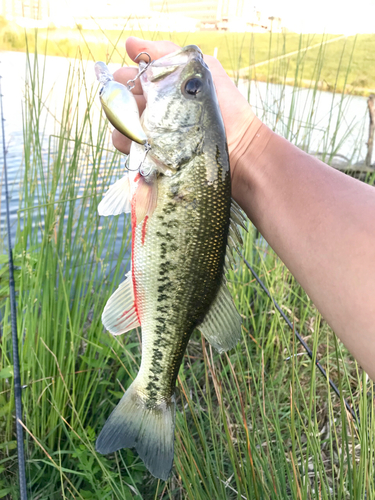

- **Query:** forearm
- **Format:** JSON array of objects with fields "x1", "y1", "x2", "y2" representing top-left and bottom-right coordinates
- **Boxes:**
[{"x1": 234, "y1": 118, "x2": 375, "y2": 379}]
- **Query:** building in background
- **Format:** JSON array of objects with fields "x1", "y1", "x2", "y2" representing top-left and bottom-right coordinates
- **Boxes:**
[
  {"x1": 1, "y1": 0, "x2": 50, "y2": 23},
  {"x1": 0, "y1": 0, "x2": 282, "y2": 32},
  {"x1": 150, "y1": 0, "x2": 217, "y2": 25}
]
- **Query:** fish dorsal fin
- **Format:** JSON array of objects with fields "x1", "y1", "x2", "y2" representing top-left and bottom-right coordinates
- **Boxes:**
[
  {"x1": 225, "y1": 199, "x2": 247, "y2": 271},
  {"x1": 230, "y1": 205, "x2": 247, "y2": 231},
  {"x1": 231, "y1": 199, "x2": 247, "y2": 230},
  {"x1": 98, "y1": 173, "x2": 131, "y2": 216},
  {"x1": 197, "y1": 279, "x2": 242, "y2": 353},
  {"x1": 102, "y1": 271, "x2": 140, "y2": 335}
]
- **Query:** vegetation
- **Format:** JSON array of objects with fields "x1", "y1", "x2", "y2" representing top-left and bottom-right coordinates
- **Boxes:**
[
  {"x1": 0, "y1": 22, "x2": 374, "y2": 95},
  {"x1": 0, "y1": 30, "x2": 374, "y2": 499}
]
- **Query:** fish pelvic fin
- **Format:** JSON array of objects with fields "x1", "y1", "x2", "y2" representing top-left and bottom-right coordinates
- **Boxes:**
[{"x1": 96, "y1": 381, "x2": 176, "y2": 481}]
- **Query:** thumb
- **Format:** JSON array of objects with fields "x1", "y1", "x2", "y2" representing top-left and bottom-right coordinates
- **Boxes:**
[{"x1": 126, "y1": 37, "x2": 181, "y2": 63}]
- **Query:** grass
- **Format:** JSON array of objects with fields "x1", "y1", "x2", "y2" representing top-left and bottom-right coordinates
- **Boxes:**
[
  {"x1": 0, "y1": 28, "x2": 374, "y2": 499},
  {"x1": 0, "y1": 19, "x2": 374, "y2": 95}
]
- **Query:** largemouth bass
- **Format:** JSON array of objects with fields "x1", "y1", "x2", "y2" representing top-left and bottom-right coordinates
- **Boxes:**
[{"x1": 95, "y1": 45, "x2": 246, "y2": 480}]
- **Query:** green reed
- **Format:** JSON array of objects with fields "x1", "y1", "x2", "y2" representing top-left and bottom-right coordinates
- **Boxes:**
[{"x1": 0, "y1": 28, "x2": 374, "y2": 499}]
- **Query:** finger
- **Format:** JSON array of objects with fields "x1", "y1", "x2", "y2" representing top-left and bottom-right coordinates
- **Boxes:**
[
  {"x1": 133, "y1": 94, "x2": 146, "y2": 116},
  {"x1": 126, "y1": 37, "x2": 181, "y2": 64},
  {"x1": 113, "y1": 67, "x2": 143, "y2": 95},
  {"x1": 203, "y1": 54, "x2": 224, "y2": 75},
  {"x1": 113, "y1": 66, "x2": 137, "y2": 85},
  {"x1": 113, "y1": 129, "x2": 131, "y2": 154}
]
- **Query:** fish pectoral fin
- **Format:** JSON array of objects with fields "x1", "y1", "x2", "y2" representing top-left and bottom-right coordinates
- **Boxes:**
[
  {"x1": 98, "y1": 173, "x2": 131, "y2": 216},
  {"x1": 134, "y1": 175, "x2": 158, "y2": 224},
  {"x1": 197, "y1": 280, "x2": 242, "y2": 353},
  {"x1": 96, "y1": 381, "x2": 176, "y2": 481},
  {"x1": 102, "y1": 271, "x2": 140, "y2": 335}
]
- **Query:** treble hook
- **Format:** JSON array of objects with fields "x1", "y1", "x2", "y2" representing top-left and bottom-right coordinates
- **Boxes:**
[
  {"x1": 124, "y1": 155, "x2": 137, "y2": 172},
  {"x1": 139, "y1": 144, "x2": 153, "y2": 177},
  {"x1": 127, "y1": 52, "x2": 152, "y2": 90},
  {"x1": 125, "y1": 143, "x2": 152, "y2": 175},
  {"x1": 123, "y1": 52, "x2": 153, "y2": 175}
]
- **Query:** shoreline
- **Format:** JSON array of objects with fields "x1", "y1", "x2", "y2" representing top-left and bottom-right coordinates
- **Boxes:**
[
  {"x1": 1, "y1": 29, "x2": 374, "y2": 98},
  {"x1": 1, "y1": 44, "x2": 373, "y2": 98},
  {"x1": 230, "y1": 72, "x2": 375, "y2": 97}
]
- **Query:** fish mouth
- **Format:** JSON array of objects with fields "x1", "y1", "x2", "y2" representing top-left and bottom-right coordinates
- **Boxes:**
[{"x1": 140, "y1": 45, "x2": 204, "y2": 83}]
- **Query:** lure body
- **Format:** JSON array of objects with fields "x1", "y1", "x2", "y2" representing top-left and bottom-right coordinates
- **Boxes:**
[{"x1": 95, "y1": 61, "x2": 148, "y2": 145}]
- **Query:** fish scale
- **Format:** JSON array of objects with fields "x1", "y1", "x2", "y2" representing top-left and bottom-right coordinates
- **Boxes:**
[{"x1": 95, "y1": 45, "x2": 244, "y2": 481}]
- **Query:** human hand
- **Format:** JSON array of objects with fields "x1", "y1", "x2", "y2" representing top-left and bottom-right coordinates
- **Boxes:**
[{"x1": 111, "y1": 37, "x2": 259, "y2": 187}]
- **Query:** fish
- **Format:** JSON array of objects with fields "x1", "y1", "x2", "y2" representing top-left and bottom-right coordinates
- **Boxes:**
[{"x1": 95, "y1": 45, "x2": 246, "y2": 481}]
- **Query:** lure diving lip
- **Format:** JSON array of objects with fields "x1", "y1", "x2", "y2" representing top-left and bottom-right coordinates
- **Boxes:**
[{"x1": 94, "y1": 61, "x2": 148, "y2": 146}]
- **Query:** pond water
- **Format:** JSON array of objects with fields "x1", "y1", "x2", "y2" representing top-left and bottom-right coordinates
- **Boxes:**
[{"x1": 0, "y1": 50, "x2": 371, "y2": 251}]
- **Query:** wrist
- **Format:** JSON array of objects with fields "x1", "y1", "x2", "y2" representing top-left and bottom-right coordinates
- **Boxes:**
[{"x1": 230, "y1": 117, "x2": 274, "y2": 206}]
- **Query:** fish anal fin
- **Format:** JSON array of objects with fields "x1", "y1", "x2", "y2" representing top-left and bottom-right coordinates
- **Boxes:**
[
  {"x1": 102, "y1": 272, "x2": 140, "y2": 335},
  {"x1": 197, "y1": 280, "x2": 242, "y2": 353}
]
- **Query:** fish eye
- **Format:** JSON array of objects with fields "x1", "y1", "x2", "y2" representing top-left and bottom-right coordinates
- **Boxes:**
[{"x1": 183, "y1": 78, "x2": 203, "y2": 98}]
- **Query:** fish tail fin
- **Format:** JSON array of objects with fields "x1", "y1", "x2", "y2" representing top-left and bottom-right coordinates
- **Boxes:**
[{"x1": 96, "y1": 380, "x2": 176, "y2": 481}]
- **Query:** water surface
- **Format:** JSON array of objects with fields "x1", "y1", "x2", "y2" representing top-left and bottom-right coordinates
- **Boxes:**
[{"x1": 0, "y1": 51, "x2": 370, "y2": 251}]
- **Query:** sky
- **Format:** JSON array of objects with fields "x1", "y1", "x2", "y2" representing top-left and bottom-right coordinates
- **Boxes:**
[{"x1": 259, "y1": 0, "x2": 375, "y2": 34}]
